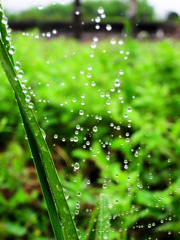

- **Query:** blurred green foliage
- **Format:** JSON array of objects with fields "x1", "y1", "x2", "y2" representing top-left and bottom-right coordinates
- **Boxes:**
[
  {"x1": 0, "y1": 32, "x2": 180, "y2": 239},
  {"x1": 6, "y1": 0, "x2": 155, "y2": 23}
]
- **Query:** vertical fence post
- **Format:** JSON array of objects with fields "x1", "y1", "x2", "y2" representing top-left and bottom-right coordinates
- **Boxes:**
[{"x1": 73, "y1": 0, "x2": 82, "y2": 39}]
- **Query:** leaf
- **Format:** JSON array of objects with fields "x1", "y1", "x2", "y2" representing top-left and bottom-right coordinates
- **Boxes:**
[
  {"x1": 3, "y1": 221, "x2": 27, "y2": 237},
  {"x1": 84, "y1": 208, "x2": 99, "y2": 240},
  {"x1": 95, "y1": 193, "x2": 110, "y2": 240},
  {"x1": 0, "y1": 6, "x2": 79, "y2": 240}
]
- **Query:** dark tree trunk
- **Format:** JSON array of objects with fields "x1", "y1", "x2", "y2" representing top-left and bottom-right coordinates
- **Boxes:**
[
  {"x1": 73, "y1": 0, "x2": 82, "y2": 39},
  {"x1": 129, "y1": 0, "x2": 137, "y2": 37}
]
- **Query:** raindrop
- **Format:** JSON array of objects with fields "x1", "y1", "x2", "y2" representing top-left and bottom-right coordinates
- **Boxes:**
[
  {"x1": 74, "y1": 162, "x2": 80, "y2": 170},
  {"x1": 91, "y1": 81, "x2": 96, "y2": 86},
  {"x1": 75, "y1": 11, "x2": 80, "y2": 15},
  {"x1": 127, "y1": 106, "x2": 132, "y2": 113},
  {"x1": 14, "y1": 61, "x2": 21, "y2": 71},
  {"x1": 54, "y1": 134, "x2": 58, "y2": 139},
  {"x1": 95, "y1": 25, "x2": 100, "y2": 30},
  {"x1": 17, "y1": 70, "x2": 24, "y2": 79},
  {"x1": 106, "y1": 24, "x2": 112, "y2": 31},
  {"x1": 74, "y1": 136, "x2": 78, "y2": 142},
  {"x1": 77, "y1": 191, "x2": 82, "y2": 197},
  {"x1": 114, "y1": 79, "x2": 120, "y2": 87},
  {"x1": 9, "y1": 46, "x2": 15, "y2": 55},
  {"x1": 101, "y1": 14, "x2": 106, "y2": 19},
  {"x1": 119, "y1": 70, "x2": 124, "y2": 75},
  {"x1": 102, "y1": 183, "x2": 107, "y2": 189},
  {"x1": 93, "y1": 36, "x2": 98, "y2": 42},
  {"x1": 63, "y1": 188, "x2": 70, "y2": 200},
  {"x1": 40, "y1": 128, "x2": 46, "y2": 139},
  {"x1": 87, "y1": 73, "x2": 91, "y2": 78},
  {"x1": 95, "y1": 16, "x2": 101, "y2": 23},
  {"x1": 91, "y1": 42, "x2": 97, "y2": 49},
  {"x1": 38, "y1": 5, "x2": 43, "y2": 10},
  {"x1": 79, "y1": 110, "x2": 84, "y2": 116},
  {"x1": 28, "y1": 102, "x2": 34, "y2": 109},
  {"x1": 46, "y1": 32, "x2": 51, "y2": 38},
  {"x1": 110, "y1": 38, "x2": 116, "y2": 45},
  {"x1": 118, "y1": 40, "x2": 124, "y2": 45},
  {"x1": 25, "y1": 95, "x2": 31, "y2": 103},
  {"x1": 52, "y1": 29, "x2": 57, "y2": 34},
  {"x1": 76, "y1": 124, "x2": 80, "y2": 130},
  {"x1": 93, "y1": 126, "x2": 98, "y2": 132},
  {"x1": 97, "y1": 7, "x2": 104, "y2": 14},
  {"x1": 87, "y1": 65, "x2": 92, "y2": 71}
]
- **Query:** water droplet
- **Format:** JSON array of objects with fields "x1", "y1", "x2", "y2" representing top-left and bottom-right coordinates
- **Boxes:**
[
  {"x1": 93, "y1": 126, "x2": 98, "y2": 132},
  {"x1": 106, "y1": 155, "x2": 110, "y2": 161},
  {"x1": 38, "y1": 5, "x2": 43, "y2": 10},
  {"x1": 91, "y1": 81, "x2": 96, "y2": 86},
  {"x1": 102, "y1": 183, "x2": 107, "y2": 189},
  {"x1": 95, "y1": 16, "x2": 101, "y2": 23},
  {"x1": 79, "y1": 110, "x2": 84, "y2": 116},
  {"x1": 110, "y1": 38, "x2": 116, "y2": 45},
  {"x1": 46, "y1": 32, "x2": 51, "y2": 38},
  {"x1": 25, "y1": 95, "x2": 31, "y2": 103},
  {"x1": 17, "y1": 70, "x2": 24, "y2": 79},
  {"x1": 114, "y1": 79, "x2": 120, "y2": 87},
  {"x1": 106, "y1": 24, "x2": 112, "y2": 31},
  {"x1": 28, "y1": 102, "x2": 34, "y2": 109},
  {"x1": 97, "y1": 7, "x2": 104, "y2": 14},
  {"x1": 9, "y1": 46, "x2": 15, "y2": 55},
  {"x1": 87, "y1": 65, "x2": 92, "y2": 71},
  {"x1": 74, "y1": 136, "x2": 78, "y2": 142},
  {"x1": 119, "y1": 70, "x2": 124, "y2": 75},
  {"x1": 75, "y1": 11, "x2": 80, "y2": 15},
  {"x1": 101, "y1": 13, "x2": 106, "y2": 19},
  {"x1": 91, "y1": 42, "x2": 97, "y2": 49},
  {"x1": 54, "y1": 134, "x2": 58, "y2": 139},
  {"x1": 93, "y1": 36, "x2": 98, "y2": 42},
  {"x1": 52, "y1": 29, "x2": 57, "y2": 34},
  {"x1": 87, "y1": 73, "x2": 91, "y2": 78},
  {"x1": 127, "y1": 106, "x2": 132, "y2": 112},
  {"x1": 40, "y1": 128, "x2": 46, "y2": 139},
  {"x1": 77, "y1": 191, "x2": 82, "y2": 197},
  {"x1": 14, "y1": 61, "x2": 21, "y2": 71},
  {"x1": 74, "y1": 162, "x2": 80, "y2": 170},
  {"x1": 63, "y1": 188, "x2": 70, "y2": 200},
  {"x1": 118, "y1": 40, "x2": 124, "y2": 45}
]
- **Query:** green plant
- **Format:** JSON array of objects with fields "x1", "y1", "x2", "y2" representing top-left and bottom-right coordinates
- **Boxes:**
[
  {"x1": 0, "y1": 4, "x2": 112, "y2": 240},
  {"x1": 0, "y1": 5, "x2": 78, "y2": 240}
]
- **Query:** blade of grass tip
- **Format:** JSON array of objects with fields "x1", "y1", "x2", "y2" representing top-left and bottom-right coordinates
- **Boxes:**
[
  {"x1": 95, "y1": 193, "x2": 110, "y2": 240},
  {"x1": 0, "y1": 6, "x2": 79, "y2": 240},
  {"x1": 0, "y1": 4, "x2": 14, "y2": 66}
]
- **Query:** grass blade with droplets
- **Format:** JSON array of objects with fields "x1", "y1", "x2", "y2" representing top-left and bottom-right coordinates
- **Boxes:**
[
  {"x1": 95, "y1": 193, "x2": 110, "y2": 240},
  {"x1": 84, "y1": 208, "x2": 99, "y2": 240},
  {"x1": 0, "y1": 5, "x2": 79, "y2": 240}
]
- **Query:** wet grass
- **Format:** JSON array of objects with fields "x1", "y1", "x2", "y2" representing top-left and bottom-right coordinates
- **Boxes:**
[{"x1": 1, "y1": 24, "x2": 180, "y2": 240}]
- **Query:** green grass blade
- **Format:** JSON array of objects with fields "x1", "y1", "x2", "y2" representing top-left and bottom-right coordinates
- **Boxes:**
[
  {"x1": 0, "y1": 3, "x2": 14, "y2": 65},
  {"x1": 0, "y1": 37, "x2": 66, "y2": 240},
  {"x1": 0, "y1": 6, "x2": 79, "y2": 240},
  {"x1": 84, "y1": 208, "x2": 99, "y2": 240},
  {"x1": 95, "y1": 193, "x2": 110, "y2": 240}
]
